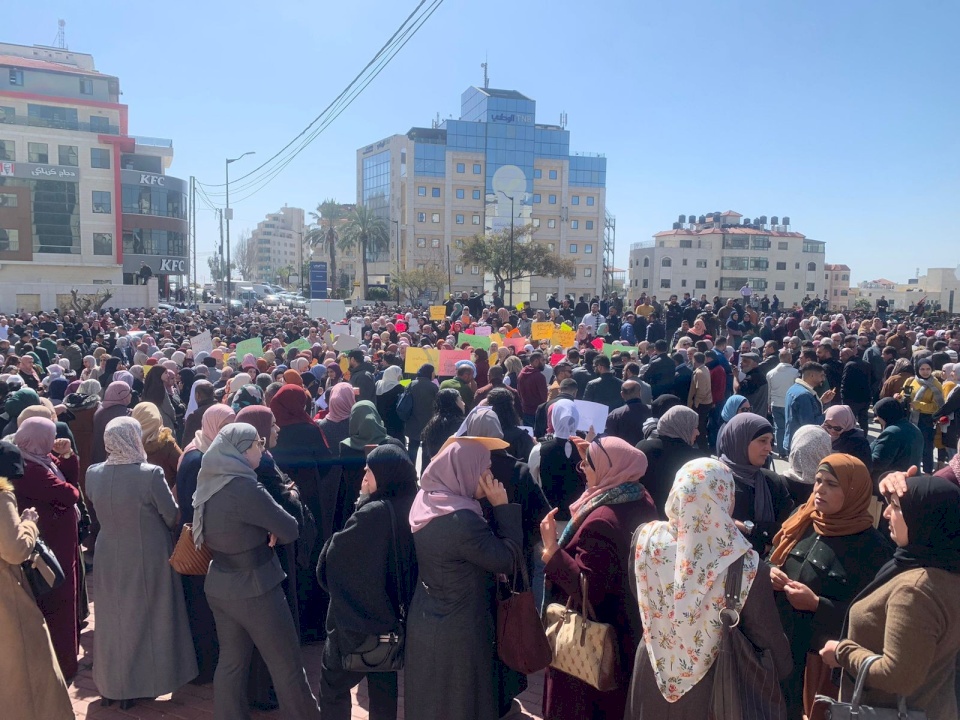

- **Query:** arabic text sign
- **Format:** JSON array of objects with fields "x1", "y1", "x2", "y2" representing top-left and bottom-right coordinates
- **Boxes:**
[
  {"x1": 552, "y1": 327, "x2": 576, "y2": 348},
  {"x1": 438, "y1": 350, "x2": 471, "y2": 377},
  {"x1": 190, "y1": 330, "x2": 213, "y2": 355},
  {"x1": 285, "y1": 338, "x2": 310, "y2": 354},
  {"x1": 234, "y1": 337, "x2": 263, "y2": 359},
  {"x1": 404, "y1": 347, "x2": 439, "y2": 374},
  {"x1": 531, "y1": 322, "x2": 555, "y2": 341},
  {"x1": 429, "y1": 306, "x2": 447, "y2": 321}
]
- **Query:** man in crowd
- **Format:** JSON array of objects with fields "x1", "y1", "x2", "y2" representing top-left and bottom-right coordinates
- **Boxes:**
[
  {"x1": 644, "y1": 339, "x2": 676, "y2": 399},
  {"x1": 583, "y1": 354, "x2": 624, "y2": 411},
  {"x1": 783, "y1": 362, "x2": 836, "y2": 454},
  {"x1": 605, "y1": 380, "x2": 650, "y2": 446},
  {"x1": 516, "y1": 351, "x2": 548, "y2": 426},
  {"x1": 767, "y1": 349, "x2": 799, "y2": 457}
]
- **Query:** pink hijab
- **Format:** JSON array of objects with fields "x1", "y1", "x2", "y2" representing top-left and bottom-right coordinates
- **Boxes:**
[
  {"x1": 14, "y1": 417, "x2": 66, "y2": 482},
  {"x1": 180, "y1": 404, "x2": 237, "y2": 462},
  {"x1": 824, "y1": 404, "x2": 857, "y2": 433},
  {"x1": 101, "y1": 381, "x2": 132, "y2": 409},
  {"x1": 409, "y1": 440, "x2": 491, "y2": 533},
  {"x1": 326, "y1": 381, "x2": 356, "y2": 423},
  {"x1": 569, "y1": 436, "x2": 648, "y2": 516}
]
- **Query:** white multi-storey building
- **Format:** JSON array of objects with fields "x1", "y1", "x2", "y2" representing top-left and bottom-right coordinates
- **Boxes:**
[
  {"x1": 628, "y1": 211, "x2": 826, "y2": 307},
  {"x1": 251, "y1": 205, "x2": 304, "y2": 284}
]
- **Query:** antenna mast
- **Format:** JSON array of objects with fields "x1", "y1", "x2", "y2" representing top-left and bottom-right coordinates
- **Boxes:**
[
  {"x1": 55, "y1": 19, "x2": 67, "y2": 49},
  {"x1": 481, "y1": 55, "x2": 489, "y2": 89}
]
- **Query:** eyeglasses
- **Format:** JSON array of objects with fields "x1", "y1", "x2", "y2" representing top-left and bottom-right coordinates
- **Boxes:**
[
  {"x1": 822, "y1": 423, "x2": 844, "y2": 433},
  {"x1": 255, "y1": 437, "x2": 266, "y2": 450},
  {"x1": 585, "y1": 436, "x2": 611, "y2": 471}
]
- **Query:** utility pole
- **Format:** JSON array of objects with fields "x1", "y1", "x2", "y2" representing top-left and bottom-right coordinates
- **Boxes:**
[
  {"x1": 447, "y1": 245, "x2": 452, "y2": 299},
  {"x1": 189, "y1": 175, "x2": 196, "y2": 305},
  {"x1": 392, "y1": 219, "x2": 400, "y2": 304},
  {"x1": 504, "y1": 193, "x2": 515, "y2": 307},
  {"x1": 218, "y1": 208, "x2": 224, "y2": 298}
]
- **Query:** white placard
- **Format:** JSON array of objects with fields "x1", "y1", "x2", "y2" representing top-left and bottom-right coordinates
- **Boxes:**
[
  {"x1": 573, "y1": 399, "x2": 608, "y2": 434},
  {"x1": 190, "y1": 330, "x2": 213, "y2": 355}
]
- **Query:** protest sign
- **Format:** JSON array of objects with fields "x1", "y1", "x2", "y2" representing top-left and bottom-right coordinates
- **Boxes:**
[
  {"x1": 284, "y1": 338, "x2": 310, "y2": 354},
  {"x1": 573, "y1": 400, "x2": 608, "y2": 434},
  {"x1": 333, "y1": 334, "x2": 360, "y2": 351},
  {"x1": 552, "y1": 327, "x2": 576, "y2": 348},
  {"x1": 190, "y1": 330, "x2": 213, "y2": 355},
  {"x1": 430, "y1": 306, "x2": 447, "y2": 321},
  {"x1": 458, "y1": 333, "x2": 491, "y2": 350},
  {"x1": 549, "y1": 353, "x2": 566, "y2": 366},
  {"x1": 438, "y1": 349, "x2": 471, "y2": 376},
  {"x1": 488, "y1": 333, "x2": 504, "y2": 345},
  {"x1": 404, "y1": 347, "x2": 439, "y2": 374},
  {"x1": 331, "y1": 324, "x2": 351, "y2": 337},
  {"x1": 234, "y1": 337, "x2": 263, "y2": 359},
  {"x1": 504, "y1": 337, "x2": 527, "y2": 352},
  {"x1": 475, "y1": 325, "x2": 492, "y2": 336},
  {"x1": 531, "y1": 322, "x2": 554, "y2": 341}
]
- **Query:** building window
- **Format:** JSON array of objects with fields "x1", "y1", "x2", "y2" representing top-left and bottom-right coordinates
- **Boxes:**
[
  {"x1": 456, "y1": 214, "x2": 464, "y2": 224},
  {"x1": 417, "y1": 237, "x2": 426, "y2": 248},
  {"x1": 778, "y1": 241, "x2": 789, "y2": 250},
  {"x1": 682, "y1": 258, "x2": 688, "y2": 266},
  {"x1": 571, "y1": 196, "x2": 579, "y2": 205},
  {"x1": 661, "y1": 257, "x2": 672, "y2": 267},
  {"x1": 549, "y1": 169, "x2": 557, "y2": 180},
  {"x1": 584, "y1": 267, "x2": 593, "y2": 277},
  {"x1": 679, "y1": 239, "x2": 693, "y2": 248},
  {"x1": 803, "y1": 241, "x2": 824, "y2": 253},
  {"x1": 92, "y1": 191, "x2": 111, "y2": 213},
  {"x1": 696, "y1": 259, "x2": 707, "y2": 268},
  {"x1": 417, "y1": 212, "x2": 426, "y2": 223},
  {"x1": 472, "y1": 214, "x2": 480, "y2": 225},
  {"x1": 806, "y1": 283, "x2": 816, "y2": 292},
  {"x1": 93, "y1": 233, "x2": 112, "y2": 256},
  {"x1": 456, "y1": 189, "x2": 464, "y2": 199},
  {"x1": 471, "y1": 265, "x2": 480, "y2": 275},
  {"x1": 431, "y1": 213, "x2": 440, "y2": 223},
  {"x1": 28, "y1": 142, "x2": 48, "y2": 164},
  {"x1": 643, "y1": 257, "x2": 649, "y2": 268},
  {"x1": 681, "y1": 279, "x2": 687, "y2": 287},
  {"x1": 90, "y1": 147, "x2": 111, "y2": 169},
  {"x1": 533, "y1": 194, "x2": 541, "y2": 203},
  {"x1": 431, "y1": 237, "x2": 440, "y2": 248},
  {"x1": 775, "y1": 281, "x2": 786, "y2": 291},
  {"x1": 455, "y1": 239, "x2": 464, "y2": 248},
  {"x1": 569, "y1": 244, "x2": 578, "y2": 253},
  {"x1": 455, "y1": 264, "x2": 463, "y2": 274},
  {"x1": 548, "y1": 194, "x2": 556, "y2": 204},
  {"x1": 456, "y1": 162, "x2": 465, "y2": 173},
  {"x1": 532, "y1": 218, "x2": 540, "y2": 228},
  {"x1": 0, "y1": 140, "x2": 13, "y2": 162},
  {"x1": 571, "y1": 220, "x2": 579, "y2": 229},
  {"x1": 776, "y1": 261, "x2": 787, "y2": 271},
  {"x1": 586, "y1": 197, "x2": 595, "y2": 206},
  {"x1": 547, "y1": 219, "x2": 556, "y2": 229},
  {"x1": 842, "y1": 274, "x2": 849, "y2": 281},
  {"x1": 795, "y1": 262, "x2": 800, "y2": 269},
  {"x1": 661, "y1": 279, "x2": 671, "y2": 289},
  {"x1": 833, "y1": 290, "x2": 839, "y2": 296},
  {"x1": 585, "y1": 220, "x2": 594, "y2": 230},
  {"x1": 58, "y1": 145, "x2": 78, "y2": 166},
  {"x1": 794, "y1": 282, "x2": 800, "y2": 290},
  {"x1": 0, "y1": 192, "x2": 17, "y2": 208},
  {"x1": 534, "y1": 169, "x2": 542, "y2": 179},
  {"x1": 530, "y1": 292, "x2": 539, "y2": 302},
  {"x1": 0, "y1": 228, "x2": 19, "y2": 252},
  {"x1": 695, "y1": 279, "x2": 706, "y2": 289},
  {"x1": 79, "y1": 78, "x2": 94, "y2": 95},
  {"x1": 472, "y1": 189, "x2": 481, "y2": 200},
  {"x1": 432, "y1": 187, "x2": 440, "y2": 197},
  {"x1": 546, "y1": 243, "x2": 555, "y2": 252},
  {"x1": 840, "y1": 290, "x2": 848, "y2": 296},
  {"x1": 417, "y1": 263, "x2": 426, "y2": 271},
  {"x1": 585, "y1": 243, "x2": 593, "y2": 253},
  {"x1": 8, "y1": 69, "x2": 23, "y2": 86},
  {"x1": 642, "y1": 279, "x2": 649, "y2": 289},
  {"x1": 473, "y1": 163, "x2": 481, "y2": 174},
  {"x1": 807, "y1": 262, "x2": 817, "y2": 272},
  {"x1": 90, "y1": 115, "x2": 109, "y2": 132}
]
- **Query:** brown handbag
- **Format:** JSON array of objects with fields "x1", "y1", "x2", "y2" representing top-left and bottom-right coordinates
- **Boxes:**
[
  {"x1": 543, "y1": 573, "x2": 619, "y2": 691},
  {"x1": 496, "y1": 539, "x2": 552, "y2": 675},
  {"x1": 169, "y1": 523, "x2": 212, "y2": 575},
  {"x1": 710, "y1": 555, "x2": 787, "y2": 720}
]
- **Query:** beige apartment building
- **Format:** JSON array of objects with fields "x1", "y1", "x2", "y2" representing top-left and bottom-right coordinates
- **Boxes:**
[
  {"x1": 356, "y1": 86, "x2": 612, "y2": 303},
  {"x1": 858, "y1": 268, "x2": 960, "y2": 314},
  {"x1": 251, "y1": 205, "x2": 304, "y2": 284},
  {"x1": 824, "y1": 263, "x2": 852, "y2": 310},
  {"x1": 628, "y1": 211, "x2": 826, "y2": 307}
]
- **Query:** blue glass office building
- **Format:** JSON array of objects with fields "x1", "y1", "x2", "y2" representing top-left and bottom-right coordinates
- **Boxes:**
[{"x1": 357, "y1": 86, "x2": 608, "y2": 300}]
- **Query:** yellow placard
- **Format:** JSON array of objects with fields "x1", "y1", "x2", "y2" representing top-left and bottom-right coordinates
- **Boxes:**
[
  {"x1": 429, "y1": 306, "x2": 447, "y2": 321},
  {"x1": 404, "y1": 347, "x2": 440, "y2": 374},
  {"x1": 338, "y1": 355, "x2": 350, "y2": 380},
  {"x1": 552, "y1": 327, "x2": 576, "y2": 348},
  {"x1": 531, "y1": 322, "x2": 555, "y2": 340},
  {"x1": 488, "y1": 333, "x2": 503, "y2": 345}
]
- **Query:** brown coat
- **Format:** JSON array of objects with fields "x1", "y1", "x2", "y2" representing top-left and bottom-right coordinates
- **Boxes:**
[
  {"x1": 880, "y1": 371, "x2": 913, "y2": 399},
  {"x1": 836, "y1": 567, "x2": 960, "y2": 720},
  {"x1": 0, "y1": 481, "x2": 73, "y2": 719},
  {"x1": 144, "y1": 429, "x2": 182, "y2": 491}
]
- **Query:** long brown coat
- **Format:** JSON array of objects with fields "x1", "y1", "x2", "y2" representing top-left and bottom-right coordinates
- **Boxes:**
[
  {"x1": 144, "y1": 429, "x2": 182, "y2": 492},
  {"x1": 0, "y1": 480, "x2": 73, "y2": 719}
]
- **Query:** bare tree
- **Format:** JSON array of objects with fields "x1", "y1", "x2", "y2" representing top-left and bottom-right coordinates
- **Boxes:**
[{"x1": 233, "y1": 230, "x2": 257, "y2": 281}]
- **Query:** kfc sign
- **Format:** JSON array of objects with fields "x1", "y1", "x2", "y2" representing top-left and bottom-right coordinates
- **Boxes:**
[{"x1": 159, "y1": 258, "x2": 186, "y2": 273}]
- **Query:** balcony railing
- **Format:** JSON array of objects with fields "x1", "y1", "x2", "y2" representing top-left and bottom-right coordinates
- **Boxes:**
[
  {"x1": 0, "y1": 114, "x2": 120, "y2": 135},
  {"x1": 632, "y1": 238, "x2": 714, "y2": 251}
]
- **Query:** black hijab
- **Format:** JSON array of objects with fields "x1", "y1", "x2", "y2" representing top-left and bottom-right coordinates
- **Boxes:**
[
  {"x1": 365, "y1": 443, "x2": 418, "y2": 503},
  {"x1": 873, "y1": 396, "x2": 905, "y2": 426},
  {"x1": 651, "y1": 394, "x2": 682, "y2": 419},
  {"x1": 0, "y1": 440, "x2": 24, "y2": 478}
]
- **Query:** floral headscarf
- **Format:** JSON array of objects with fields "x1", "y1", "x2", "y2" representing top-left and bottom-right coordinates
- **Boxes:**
[{"x1": 104, "y1": 416, "x2": 148, "y2": 465}]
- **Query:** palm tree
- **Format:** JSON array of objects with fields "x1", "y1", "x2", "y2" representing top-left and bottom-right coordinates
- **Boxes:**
[
  {"x1": 339, "y1": 204, "x2": 389, "y2": 297},
  {"x1": 306, "y1": 199, "x2": 344, "y2": 296}
]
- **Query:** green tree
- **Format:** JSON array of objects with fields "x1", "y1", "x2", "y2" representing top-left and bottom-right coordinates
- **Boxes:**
[
  {"x1": 853, "y1": 297, "x2": 871, "y2": 312},
  {"x1": 206, "y1": 254, "x2": 233, "y2": 283},
  {"x1": 460, "y1": 224, "x2": 576, "y2": 300},
  {"x1": 393, "y1": 262, "x2": 447, "y2": 303},
  {"x1": 340, "y1": 204, "x2": 389, "y2": 296},
  {"x1": 306, "y1": 199, "x2": 344, "y2": 297}
]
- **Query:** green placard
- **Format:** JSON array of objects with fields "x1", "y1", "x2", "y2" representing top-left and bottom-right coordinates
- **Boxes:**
[
  {"x1": 602, "y1": 343, "x2": 619, "y2": 357},
  {"x1": 457, "y1": 333, "x2": 491, "y2": 350},
  {"x1": 234, "y1": 337, "x2": 264, "y2": 359},
  {"x1": 284, "y1": 337, "x2": 310, "y2": 354}
]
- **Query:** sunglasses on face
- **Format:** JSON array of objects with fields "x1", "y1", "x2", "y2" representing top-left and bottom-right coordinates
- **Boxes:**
[
  {"x1": 585, "y1": 436, "x2": 611, "y2": 471},
  {"x1": 822, "y1": 423, "x2": 844, "y2": 433}
]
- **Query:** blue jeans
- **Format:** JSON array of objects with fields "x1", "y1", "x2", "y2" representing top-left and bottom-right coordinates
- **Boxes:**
[{"x1": 771, "y1": 406, "x2": 787, "y2": 456}]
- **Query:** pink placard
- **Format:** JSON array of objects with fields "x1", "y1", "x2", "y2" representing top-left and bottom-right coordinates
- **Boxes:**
[
  {"x1": 438, "y1": 349, "x2": 471, "y2": 377},
  {"x1": 550, "y1": 353, "x2": 566, "y2": 366}
]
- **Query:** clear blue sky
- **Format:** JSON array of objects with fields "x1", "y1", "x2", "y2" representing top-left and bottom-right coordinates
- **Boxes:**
[{"x1": 7, "y1": 0, "x2": 959, "y2": 284}]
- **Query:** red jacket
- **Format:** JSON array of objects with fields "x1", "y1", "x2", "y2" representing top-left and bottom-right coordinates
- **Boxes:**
[
  {"x1": 710, "y1": 364, "x2": 727, "y2": 405},
  {"x1": 517, "y1": 365, "x2": 548, "y2": 416}
]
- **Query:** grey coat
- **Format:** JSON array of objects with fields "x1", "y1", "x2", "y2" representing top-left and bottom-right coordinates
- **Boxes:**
[
  {"x1": 404, "y1": 504, "x2": 522, "y2": 720},
  {"x1": 85, "y1": 461, "x2": 198, "y2": 699}
]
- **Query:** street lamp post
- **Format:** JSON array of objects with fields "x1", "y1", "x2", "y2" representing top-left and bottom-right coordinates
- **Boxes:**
[
  {"x1": 225, "y1": 151, "x2": 255, "y2": 311},
  {"x1": 392, "y1": 219, "x2": 400, "y2": 304},
  {"x1": 504, "y1": 193, "x2": 516, "y2": 308}
]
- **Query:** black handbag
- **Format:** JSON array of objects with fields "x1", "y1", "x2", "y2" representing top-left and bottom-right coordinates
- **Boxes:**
[
  {"x1": 710, "y1": 555, "x2": 787, "y2": 720},
  {"x1": 812, "y1": 655, "x2": 927, "y2": 720},
  {"x1": 340, "y1": 499, "x2": 407, "y2": 673},
  {"x1": 21, "y1": 536, "x2": 65, "y2": 598}
]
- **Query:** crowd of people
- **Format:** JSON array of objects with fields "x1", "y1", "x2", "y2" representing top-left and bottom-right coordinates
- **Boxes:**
[{"x1": 0, "y1": 288, "x2": 958, "y2": 720}]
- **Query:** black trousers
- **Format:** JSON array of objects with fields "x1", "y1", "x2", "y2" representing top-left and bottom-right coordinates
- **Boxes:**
[
  {"x1": 318, "y1": 631, "x2": 398, "y2": 720},
  {"x1": 695, "y1": 403, "x2": 713, "y2": 451}
]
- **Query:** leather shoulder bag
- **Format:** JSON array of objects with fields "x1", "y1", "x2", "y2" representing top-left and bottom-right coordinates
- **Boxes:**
[
  {"x1": 21, "y1": 536, "x2": 65, "y2": 598},
  {"x1": 811, "y1": 655, "x2": 926, "y2": 720},
  {"x1": 496, "y1": 538, "x2": 552, "y2": 675},
  {"x1": 169, "y1": 523, "x2": 213, "y2": 575}
]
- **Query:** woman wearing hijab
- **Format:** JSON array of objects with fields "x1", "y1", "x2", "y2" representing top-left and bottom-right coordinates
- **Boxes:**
[
  {"x1": 820, "y1": 476, "x2": 960, "y2": 720},
  {"x1": 141, "y1": 365, "x2": 178, "y2": 432},
  {"x1": 900, "y1": 357, "x2": 944, "y2": 474},
  {"x1": 86, "y1": 417, "x2": 197, "y2": 709},
  {"x1": 527, "y1": 398, "x2": 585, "y2": 528},
  {"x1": 317, "y1": 445, "x2": 419, "y2": 720},
  {"x1": 782, "y1": 425, "x2": 834, "y2": 505},
  {"x1": 132, "y1": 402, "x2": 182, "y2": 491},
  {"x1": 767, "y1": 454, "x2": 890, "y2": 720},
  {"x1": 231, "y1": 384, "x2": 264, "y2": 414},
  {"x1": 335, "y1": 401, "x2": 390, "y2": 532},
  {"x1": 717, "y1": 412, "x2": 794, "y2": 553},
  {"x1": 822, "y1": 404, "x2": 873, "y2": 470},
  {"x1": 634, "y1": 405, "x2": 705, "y2": 516},
  {"x1": 880, "y1": 357, "x2": 914, "y2": 398},
  {"x1": 90, "y1": 381, "x2": 133, "y2": 467},
  {"x1": 0, "y1": 441, "x2": 74, "y2": 719},
  {"x1": 625, "y1": 458, "x2": 791, "y2": 719},
  {"x1": 719, "y1": 393, "x2": 751, "y2": 428},
  {"x1": 871, "y1": 397, "x2": 924, "y2": 480},
  {"x1": 317, "y1": 382, "x2": 354, "y2": 457},
  {"x1": 182, "y1": 380, "x2": 215, "y2": 443},
  {"x1": 196, "y1": 423, "x2": 320, "y2": 720},
  {"x1": 486, "y1": 386, "x2": 535, "y2": 462},
  {"x1": 12, "y1": 417, "x2": 80, "y2": 680},
  {"x1": 63, "y1": 378, "x2": 101, "y2": 502},
  {"x1": 640, "y1": 393, "x2": 682, "y2": 441},
  {"x1": 420, "y1": 388, "x2": 465, "y2": 471},
  {"x1": 375, "y1": 365, "x2": 405, "y2": 443},
  {"x1": 402, "y1": 363, "x2": 438, "y2": 465},
  {"x1": 178, "y1": 367, "x2": 196, "y2": 408},
  {"x1": 174, "y1": 403, "x2": 235, "y2": 684},
  {"x1": 236, "y1": 405, "x2": 314, "y2": 710},
  {"x1": 538, "y1": 436, "x2": 657, "y2": 718},
  {"x1": 404, "y1": 440, "x2": 521, "y2": 720},
  {"x1": 98, "y1": 356, "x2": 121, "y2": 390}
]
